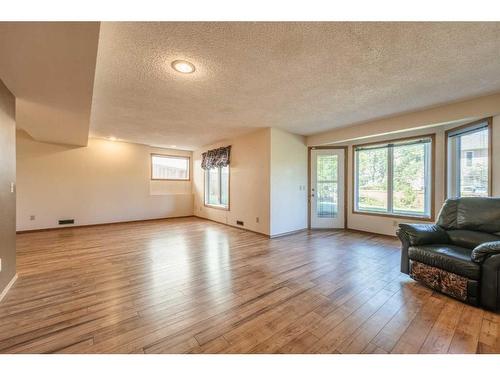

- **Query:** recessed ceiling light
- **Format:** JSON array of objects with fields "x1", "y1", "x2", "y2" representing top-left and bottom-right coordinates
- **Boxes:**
[
  {"x1": 171, "y1": 60, "x2": 195, "y2": 74},
  {"x1": 108, "y1": 136, "x2": 117, "y2": 141},
  {"x1": 170, "y1": 145, "x2": 177, "y2": 148}
]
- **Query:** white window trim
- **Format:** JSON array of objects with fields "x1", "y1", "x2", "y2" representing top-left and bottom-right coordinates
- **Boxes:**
[
  {"x1": 353, "y1": 135, "x2": 434, "y2": 220},
  {"x1": 151, "y1": 154, "x2": 190, "y2": 181},
  {"x1": 446, "y1": 119, "x2": 491, "y2": 199},
  {"x1": 204, "y1": 166, "x2": 230, "y2": 210}
]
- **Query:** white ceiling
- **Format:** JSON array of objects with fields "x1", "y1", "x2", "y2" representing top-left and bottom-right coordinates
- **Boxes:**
[
  {"x1": 0, "y1": 22, "x2": 100, "y2": 146},
  {"x1": 90, "y1": 22, "x2": 500, "y2": 150},
  {"x1": 3, "y1": 22, "x2": 500, "y2": 150}
]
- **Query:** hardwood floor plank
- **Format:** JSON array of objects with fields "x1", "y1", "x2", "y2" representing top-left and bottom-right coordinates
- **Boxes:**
[
  {"x1": 0, "y1": 217, "x2": 496, "y2": 354},
  {"x1": 370, "y1": 285, "x2": 431, "y2": 352},
  {"x1": 337, "y1": 290, "x2": 408, "y2": 353},
  {"x1": 391, "y1": 294, "x2": 447, "y2": 354},
  {"x1": 478, "y1": 319, "x2": 499, "y2": 353},
  {"x1": 448, "y1": 305, "x2": 484, "y2": 354},
  {"x1": 419, "y1": 298, "x2": 464, "y2": 353}
]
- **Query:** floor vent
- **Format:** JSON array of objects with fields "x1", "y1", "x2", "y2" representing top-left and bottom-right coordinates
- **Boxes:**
[{"x1": 59, "y1": 219, "x2": 75, "y2": 225}]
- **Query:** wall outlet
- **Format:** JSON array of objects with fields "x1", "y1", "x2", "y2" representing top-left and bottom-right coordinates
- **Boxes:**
[
  {"x1": 30, "y1": 215, "x2": 35, "y2": 221},
  {"x1": 392, "y1": 220, "x2": 398, "y2": 227},
  {"x1": 10, "y1": 182, "x2": 15, "y2": 193}
]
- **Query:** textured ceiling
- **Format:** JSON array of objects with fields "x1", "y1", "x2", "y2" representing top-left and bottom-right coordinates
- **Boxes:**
[
  {"x1": 0, "y1": 22, "x2": 100, "y2": 146},
  {"x1": 2, "y1": 22, "x2": 500, "y2": 149},
  {"x1": 90, "y1": 22, "x2": 500, "y2": 150}
]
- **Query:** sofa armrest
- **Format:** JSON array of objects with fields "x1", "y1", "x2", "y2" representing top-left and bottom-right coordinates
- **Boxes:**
[
  {"x1": 398, "y1": 223, "x2": 448, "y2": 246},
  {"x1": 471, "y1": 241, "x2": 500, "y2": 263},
  {"x1": 480, "y1": 253, "x2": 500, "y2": 311}
]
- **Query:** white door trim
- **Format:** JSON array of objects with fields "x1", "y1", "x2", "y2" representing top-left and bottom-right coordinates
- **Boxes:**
[{"x1": 309, "y1": 147, "x2": 346, "y2": 229}]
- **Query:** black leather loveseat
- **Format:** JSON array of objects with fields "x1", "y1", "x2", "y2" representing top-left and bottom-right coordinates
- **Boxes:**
[{"x1": 398, "y1": 197, "x2": 500, "y2": 311}]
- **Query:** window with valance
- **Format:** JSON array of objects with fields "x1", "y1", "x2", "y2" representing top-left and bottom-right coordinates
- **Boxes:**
[{"x1": 202, "y1": 146, "x2": 231, "y2": 209}]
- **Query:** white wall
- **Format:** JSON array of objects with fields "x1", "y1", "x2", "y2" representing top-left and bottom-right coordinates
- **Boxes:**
[
  {"x1": 16, "y1": 131, "x2": 193, "y2": 231},
  {"x1": 193, "y1": 128, "x2": 271, "y2": 235},
  {"x1": 270, "y1": 128, "x2": 308, "y2": 236}
]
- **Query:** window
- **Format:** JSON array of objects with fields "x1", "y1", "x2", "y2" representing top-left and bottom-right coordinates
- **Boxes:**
[
  {"x1": 205, "y1": 165, "x2": 229, "y2": 209},
  {"x1": 316, "y1": 154, "x2": 338, "y2": 218},
  {"x1": 151, "y1": 154, "x2": 190, "y2": 180},
  {"x1": 354, "y1": 135, "x2": 433, "y2": 219},
  {"x1": 446, "y1": 119, "x2": 491, "y2": 198}
]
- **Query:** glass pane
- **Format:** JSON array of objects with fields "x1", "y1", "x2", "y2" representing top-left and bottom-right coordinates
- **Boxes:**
[
  {"x1": 152, "y1": 155, "x2": 189, "y2": 179},
  {"x1": 317, "y1": 182, "x2": 338, "y2": 218},
  {"x1": 316, "y1": 154, "x2": 338, "y2": 218},
  {"x1": 459, "y1": 129, "x2": 489, "y2": 197},
  {"x1": 220, "y1": 166, "x2": 229, "y2": 206},
  {"x1": 393, "y1": 143, "x2": 427, "y2": 215},
  {"x1": 356, "y1": 148, "x2": 388, "y2": 212},
  {"x1": 317, "y1": 154, "x2": 337, "y2": 182},
  {"x1": 207, "y1": 168, "x2": 220, "y2": 205}
]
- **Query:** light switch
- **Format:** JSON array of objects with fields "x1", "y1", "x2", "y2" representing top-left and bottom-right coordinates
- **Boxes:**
[{"x1": 10, "y1": 182, "x2": 15, "y2": 193}]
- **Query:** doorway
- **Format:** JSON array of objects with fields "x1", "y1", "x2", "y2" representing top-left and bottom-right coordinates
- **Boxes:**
[{"x1": 310, "y1": 147, "x2": 346, "y2": 229}]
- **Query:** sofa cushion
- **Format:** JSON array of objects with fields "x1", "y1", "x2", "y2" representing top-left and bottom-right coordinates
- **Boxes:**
[
  {"x1": 408, "y1": 244, "x2": 480, "y2": 280},
  {"x1": 437, "y1": 198, "x2": 459, "y2": 229},
  {"x1": 437, "y1": 197, "x2": 500, "y2": 233},
  {"x1": 447, "y1": 230, "x2": 500, "y2": 249},
  {"x1": 456, "y1": 197, "x2": 500, "y2": 233}
]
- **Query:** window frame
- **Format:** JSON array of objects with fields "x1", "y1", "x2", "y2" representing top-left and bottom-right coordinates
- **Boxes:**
[
  {"x1": 204, "y1": 165, "x2": 230, "y2": 211},
  {"x1": 352, "y1": 133, "x2": 436, "y2": 221},
  {"x1": 444, "y1": 117, "x2": 493, "y2": 199},
  {"x1": 150, "y1": 153, "x2": 191, "y2": 181}
]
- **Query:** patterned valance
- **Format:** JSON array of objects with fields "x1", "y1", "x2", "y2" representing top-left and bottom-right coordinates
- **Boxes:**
[{"x1": 201, "y1": 146, "x2": 231, "y2": 170}]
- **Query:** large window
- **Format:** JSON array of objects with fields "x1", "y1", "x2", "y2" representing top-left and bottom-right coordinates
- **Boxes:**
[
  {"x1": 204, "y1": 166, "x2": 229, "y2": 209},
  {"x1": 354, "y1": 135, "x2": 433, "y2": 219},
  {"x1": 446, "y1": 119, "x2": 491, "y2": 198},
  {"x1": 151, "y1": 154, "x2": 190, "y2": 180}
]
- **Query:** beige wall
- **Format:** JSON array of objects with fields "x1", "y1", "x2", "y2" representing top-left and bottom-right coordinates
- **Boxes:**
[
  {"x1": 308, "y1": 93, "x2": 500, "y2": 146},
  {"x1": 16, "y1": 132, "x2": 193, "y2": 231},
  {"x1": 307, "y1": 96, "x2": 500, "y2": 236},
  {"x1": 270, "y1": 128, "x2": 308, "y2": 236},
  {"x1": 493, "y1": 115, "x2": 500, "y2": 196},
  {"x1": 193, "y1": 129, "x2": 271, "y2": 235},
  {"x1": 193, "y1": 127, "x2": 308, "y2": 237},
  {"x1": 0, "y1": 80, "x2": 16, "y2": 294}
]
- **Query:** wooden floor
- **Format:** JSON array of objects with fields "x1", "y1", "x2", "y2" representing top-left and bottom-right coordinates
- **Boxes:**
[{"x1": 1, "y1": 217, "x2": 499, "y2": 354}]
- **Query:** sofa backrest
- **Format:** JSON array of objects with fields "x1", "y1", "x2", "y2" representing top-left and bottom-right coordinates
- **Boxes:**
[{"x1": 437, "y1": 197, "x2": 500, "y2": 234}]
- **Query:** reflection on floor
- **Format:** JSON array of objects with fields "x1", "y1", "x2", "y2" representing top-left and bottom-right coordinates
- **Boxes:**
[{"x1": 1, "y1": 217, "x2": 499, "y2": 353}]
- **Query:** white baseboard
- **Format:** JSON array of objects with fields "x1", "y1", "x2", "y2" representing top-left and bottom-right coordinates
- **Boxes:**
[
  {"x1": 0, "y1": 273, "x2": 18, "y2": 303},
  {"x1": 269, "y1": 228, "x2": 308, "y2": 238}
]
